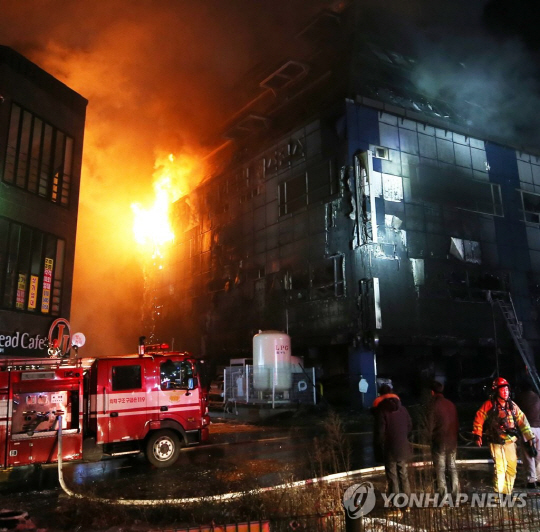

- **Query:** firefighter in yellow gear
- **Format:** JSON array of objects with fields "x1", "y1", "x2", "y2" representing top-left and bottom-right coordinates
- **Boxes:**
[{"x1": 473, "y1": 377, "x2": 536, "y2": 494}]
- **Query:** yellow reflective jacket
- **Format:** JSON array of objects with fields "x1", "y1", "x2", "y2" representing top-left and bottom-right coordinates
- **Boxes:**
[{"x1": 473, "y1": 398, "x2": 534, "y2": 444}]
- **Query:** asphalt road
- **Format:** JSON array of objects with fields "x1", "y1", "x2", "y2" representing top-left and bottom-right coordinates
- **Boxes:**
[{"x1": 0, "y1": 411, "x2": 490, "y2": 502}]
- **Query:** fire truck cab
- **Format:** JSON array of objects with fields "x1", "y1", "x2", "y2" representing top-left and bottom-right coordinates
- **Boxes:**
[
  {"x1": 0, "y1": 344, "x2": 210, "y2": 470},
  {"x1": 86, "y1": 348, "x2": 210, "y2": 467}
]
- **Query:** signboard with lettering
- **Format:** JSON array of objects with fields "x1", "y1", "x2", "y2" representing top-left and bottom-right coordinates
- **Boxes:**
[
  {"x1": 16, "y1": 274, "x2": 26, "y2": 310},
  {"x1": 41, "y1": 257, "x2": 54, "y2": 313},
  {"x1": 0, "y1": 318, "x2": 82, "y2": 358},
  {"x1": 28, "y1": 275, "x2": 39, "y2": 310}
]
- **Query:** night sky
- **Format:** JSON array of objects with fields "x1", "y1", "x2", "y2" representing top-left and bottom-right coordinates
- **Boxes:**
[{"x1": 1, "y1": 0, "x2": 539, "y2": 355}]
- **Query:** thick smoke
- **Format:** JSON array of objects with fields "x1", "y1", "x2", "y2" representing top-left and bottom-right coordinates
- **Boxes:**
[
  {"x1": 1, "y1": 0, "x2": 325, "y2": 355},
  {"x1": 2, "y1": 0, "x2": 539, "y2": 356},
  {"x1": 356, "y1": 0, "x2": 540, "y2": 148}
]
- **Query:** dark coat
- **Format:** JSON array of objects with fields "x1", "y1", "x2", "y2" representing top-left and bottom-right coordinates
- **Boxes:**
[
  {"x1": 516, "y1": 390, "x2": 540, "y2": 428},
  {"x1": 374, "y1": 395, "x2": 412, "y2": 462},
  {"x1": 428, "y1": 393, "x2": 459, "y2": 453}
]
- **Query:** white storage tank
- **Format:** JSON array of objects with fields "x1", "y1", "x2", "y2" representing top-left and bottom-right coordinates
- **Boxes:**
[{"x1": 253, "y1": 330, "x2": 292, "y2": 392}]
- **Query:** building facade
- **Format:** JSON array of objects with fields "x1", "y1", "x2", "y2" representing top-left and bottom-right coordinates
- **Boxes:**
[
  {"x1": 144, "y1": 6, "x2": 540, "y2": 404},
  {"x1": 0, "y1": 46, "x2": 87, "y2": 357}
]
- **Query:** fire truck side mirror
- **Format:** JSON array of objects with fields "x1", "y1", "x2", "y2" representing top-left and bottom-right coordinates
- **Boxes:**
[{"x1": 188, "y1": 377, "x2": 198, "y2": 390}]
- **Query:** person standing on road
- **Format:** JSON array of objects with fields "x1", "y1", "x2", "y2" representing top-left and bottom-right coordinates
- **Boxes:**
[
  {"x1": 373, "y1": 384, "x2": 413, "y2": 496},
  {"x1": 427, "y1": 380, "x2": 459, "y2": 499},
  {"x1": 473, "y1": 377, "x2": 536, "y2": 495},
  {"x1": 516, "y1": 380, "x2": 540, "y2": 488}
]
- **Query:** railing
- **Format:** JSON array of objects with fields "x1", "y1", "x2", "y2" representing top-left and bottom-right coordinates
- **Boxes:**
[{"x1": 223, "y1": 364, "x2": 317, "y2": 408}]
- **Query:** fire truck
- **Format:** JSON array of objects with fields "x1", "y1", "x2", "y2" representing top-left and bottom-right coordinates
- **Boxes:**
[{"x1": 0, "y1": 342, "x2": 210, "y2": 469}]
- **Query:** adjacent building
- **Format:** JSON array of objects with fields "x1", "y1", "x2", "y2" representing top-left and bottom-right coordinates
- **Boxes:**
[
  {"x1": 0, "y1": 46, "x2": 87, "y2": 357},
  {"x1": 144, "y1": 5, "x2": 540, "y2": 404}
]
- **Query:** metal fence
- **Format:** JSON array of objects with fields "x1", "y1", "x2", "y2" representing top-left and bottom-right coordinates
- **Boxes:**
[
  {"x1": 355, "y1": 498, "x2": 540, "y2": 531},
  {"x1": 158, "y1": 500, "x2": 540, "y2": 531},
  {"x1": 223, "y1": 364, "x2": 317, "y2": 408},
  {"x1": 177, "y1": 499, "x2": 540, "y2": 531}
]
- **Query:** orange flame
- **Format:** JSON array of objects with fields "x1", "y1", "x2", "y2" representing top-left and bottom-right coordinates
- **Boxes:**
[{"x1": 131, "y1": 152, "x2": 200, "y2": 257}]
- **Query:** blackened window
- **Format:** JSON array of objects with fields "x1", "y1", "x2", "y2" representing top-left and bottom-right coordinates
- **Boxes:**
[
  {"x1": 3, "y1": 103, "x2": 74, "y2": 207},
  {"x1": 410, "y1": 164, "x2": 503, "y2": 216},
  {"x1": 0, "y1": 217, "x2": 65, "y2": 315},
  {"x1": 279, "y1": 159, "x2": 337, "y2": 216},
  {"x1": 310, "y1": 255, "x2": 344, "y2": 299},
  {"x1": 279, "y1": 174, "x2": 307, "y2": 215},
  {"x1": 307, "y1": 160, "x2": 338, "y2": 204},
  {"x1": 519, "y1": 190, "x2": 540, "y2": 224},
  {"x1": 112, "y1": 365, "x2": 142, "y2": 391}
]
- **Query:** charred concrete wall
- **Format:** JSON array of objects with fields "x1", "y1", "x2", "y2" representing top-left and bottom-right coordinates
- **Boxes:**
[{"x1": 151, "y1": 99, "x2": 540, "y2": 403}]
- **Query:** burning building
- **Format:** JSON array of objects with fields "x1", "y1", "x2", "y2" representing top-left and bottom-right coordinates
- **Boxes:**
[
  {"x1": 0, "y1": 46, "x2": 87, "y2": 356},
  {"x1": 143, "y1": 5, "x2": 540, "y2": 405}
]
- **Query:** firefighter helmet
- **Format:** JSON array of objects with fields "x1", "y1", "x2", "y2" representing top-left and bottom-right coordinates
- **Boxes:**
[{"x1": 492, "y1": 377, "x2": 510, "y2": 389}]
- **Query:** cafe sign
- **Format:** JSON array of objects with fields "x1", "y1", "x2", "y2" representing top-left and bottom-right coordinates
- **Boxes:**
[{"x1": 0, "y1": 318, "x2": 75, "y2": 357}]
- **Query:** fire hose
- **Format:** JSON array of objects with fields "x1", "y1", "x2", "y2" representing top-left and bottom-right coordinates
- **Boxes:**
[
  {"x1": 56, "y1": 418, "x2": 494, "y2": 506},
  {"x1": 56, "y1": 415, "x2": 84, "y2": 500}
]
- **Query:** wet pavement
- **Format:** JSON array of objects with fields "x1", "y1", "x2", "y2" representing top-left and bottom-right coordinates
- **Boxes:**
[{"x1": 0, "y1": 403, "x2": 525, "y2": 531}]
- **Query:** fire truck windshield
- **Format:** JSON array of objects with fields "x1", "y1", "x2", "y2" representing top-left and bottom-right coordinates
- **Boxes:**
[{"x1": 160, "y1": 359, "x2": 193, "y2": 390}]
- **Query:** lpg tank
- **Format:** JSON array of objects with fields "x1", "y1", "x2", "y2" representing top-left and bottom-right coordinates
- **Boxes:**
[{"x1": 253, "y1": 331, "x2": 292, "y2": 392}]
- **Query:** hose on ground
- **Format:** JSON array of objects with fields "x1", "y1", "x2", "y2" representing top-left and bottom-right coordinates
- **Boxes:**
[{"x1": 56, "y1": 419, "x2": 493, "y2": 506}]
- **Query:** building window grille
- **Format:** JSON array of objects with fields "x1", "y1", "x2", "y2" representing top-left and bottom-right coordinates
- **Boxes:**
[
  {"x1": 0, "y1": 217, "x2": 65, "y2": 315},
  {"x1": 3, "y1": 103, "x2": 74, "y2": 207}
]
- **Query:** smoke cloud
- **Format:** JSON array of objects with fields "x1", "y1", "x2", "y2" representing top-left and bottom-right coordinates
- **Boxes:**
[
  {"x1": 355, "y1": 0, "x2": 540, "y2": 147},
  {"x1": 1, "y1": 0, "x2": 539, "y2": 356},
  {"x1": 1, "y1": 0, "x2": 325, "y2": 355}
]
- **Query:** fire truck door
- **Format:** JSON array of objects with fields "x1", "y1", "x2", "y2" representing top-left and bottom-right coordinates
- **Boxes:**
[
  {"x1": 104, "y1": 360, "x2": 148, "y2": 443},
  {"x1": 158, "y1": 359, "x2": 200, "y2": 431}
]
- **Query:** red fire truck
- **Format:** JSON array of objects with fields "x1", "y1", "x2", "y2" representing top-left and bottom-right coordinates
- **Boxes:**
[{"x1": 0, "y1": 343, "x2": 210, "y2": 469}]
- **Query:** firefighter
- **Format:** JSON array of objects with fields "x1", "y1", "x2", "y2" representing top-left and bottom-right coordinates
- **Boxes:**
[{"x1": 473, "y1": 377, "x2": 536, "y2": 495}]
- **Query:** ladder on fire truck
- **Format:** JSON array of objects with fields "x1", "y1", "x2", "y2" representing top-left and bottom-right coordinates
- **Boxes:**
[{"x1": 488, "y1": 291, "x2": 540, "y2": 396}]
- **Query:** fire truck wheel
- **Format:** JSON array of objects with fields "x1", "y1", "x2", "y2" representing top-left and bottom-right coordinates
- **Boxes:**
[{"x1": 146, "y1": 429, "x2": 182, "y2": 468}]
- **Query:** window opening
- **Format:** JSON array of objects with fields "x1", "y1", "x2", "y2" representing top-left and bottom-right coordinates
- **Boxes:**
[
  {"x1": 112, "y1": 365, "x2": 142, "y2": 391},
  {"x1": 0, "y1": 218, "x2": 65, "y2": 314},
  {"x1": 519, "y1": 190, "x2": 540, "y2": 224},
  {"x1": 3, "y1": 103, "x2": 74, "y2": 207},
  {"x1": 160, "y1": 360, "x2": 194, "y2": 390},
  {"x1": 310, "y1": 255, "x2": 344, "y2": 299}
]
